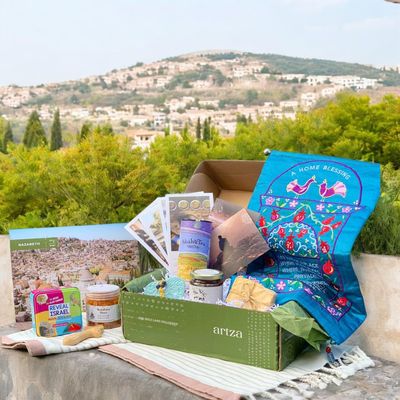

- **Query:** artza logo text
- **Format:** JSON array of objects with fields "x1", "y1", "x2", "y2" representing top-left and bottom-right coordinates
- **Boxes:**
[{"x1": 212, "y1": 327, "x2": 243, "y2": 339}]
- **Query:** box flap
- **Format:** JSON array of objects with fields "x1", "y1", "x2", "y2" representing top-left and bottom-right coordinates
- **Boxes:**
[
  {"x1": 218, "y1": 190, "x2": 253, "y2": 208},
  {"x1": 186, "y1": 172, "x2": 220, "y2": 199},
  {"x1": 186, "y1": 160, "x2": 264, "y2": 207}
]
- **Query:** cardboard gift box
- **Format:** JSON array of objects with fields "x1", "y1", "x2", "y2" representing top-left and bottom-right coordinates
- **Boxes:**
[
  {"x1": 186, "y1": 160, "x2": 264, "y2": 207},
  {"x1": 121, "y1": 160, "x2": 308, "y2": 370}
]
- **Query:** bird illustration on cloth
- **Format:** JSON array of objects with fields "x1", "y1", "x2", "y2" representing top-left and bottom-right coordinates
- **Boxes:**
[
  {"x1": 286, "y1": 176, "x2": 316, "y2": 196},
  {"x1": 319, "y1": 179, "x2": 347, "y2": 199}
]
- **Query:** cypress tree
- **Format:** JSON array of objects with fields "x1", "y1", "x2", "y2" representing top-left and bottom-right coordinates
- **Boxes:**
[
  {"x1": 202, "y1": 117, "x2": 211, "y2": 141},
  {"x1": 50, "y1": 109, "x2": 62, "y2": 151},
  {"x1": 195, "y1": 118, "x2": 201, "y2": 140},
  {"x1": 23, "y1": 111, "x2": 47, "y2": 148},
  {"x1": 180, "y1": 123, "x2": 189, "y2": 140},
  {"x1": 99, "y1": 123, "x2": 114, "y2": 136},
  {"x1": 80, "y1": 122, "x2": 91, "y2": 141},
  {"x1": 2, "y1": 122, "x2": 14, "y2": 153},
  {"x1": 93, "y1": 123, "x2": 114, "y2": 136}
]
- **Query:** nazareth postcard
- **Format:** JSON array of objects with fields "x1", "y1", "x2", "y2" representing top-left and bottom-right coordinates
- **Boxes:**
[{"x1": 9, "y1": 223, "x2": 139, "y2": 322}]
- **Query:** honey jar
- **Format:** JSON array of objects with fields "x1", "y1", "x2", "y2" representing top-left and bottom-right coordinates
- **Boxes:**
[{"x1": 86, "y1": 284, "x2": 121, "y2": 329}]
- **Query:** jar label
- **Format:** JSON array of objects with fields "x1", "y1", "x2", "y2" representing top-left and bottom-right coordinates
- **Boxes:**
[
  {"x1": 86, "y1": 304, "x2": 120, "y2": 323},
  {"x1": 189, "y1": 284, "x2": 223, "y2": 304}
]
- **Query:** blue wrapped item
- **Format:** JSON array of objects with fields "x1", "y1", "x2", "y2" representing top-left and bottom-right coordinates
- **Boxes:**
[{"x1": 247, "y1": 150, "x2": 380, "y2": 344}]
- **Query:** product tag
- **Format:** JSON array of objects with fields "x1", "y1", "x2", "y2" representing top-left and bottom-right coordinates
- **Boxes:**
[
  {"x1": 325, "y1": 344, "x2": 340, "y2": 367},
  {"x1": 86, "y1": 304, "x2": 120, "y2": 323}
]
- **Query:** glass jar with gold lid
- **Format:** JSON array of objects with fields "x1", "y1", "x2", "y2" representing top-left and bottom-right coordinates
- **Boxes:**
[{"x1": 189, "y1": 269, "x2": 223, "y2": 304}]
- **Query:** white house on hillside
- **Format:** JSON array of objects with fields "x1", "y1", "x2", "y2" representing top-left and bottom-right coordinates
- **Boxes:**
[
  {"x1": 330, "y1": 76, "x2": 378, "y2": 90},
  {"x1": 301, "y1": 92, "x2": 318, "y2": 109}
]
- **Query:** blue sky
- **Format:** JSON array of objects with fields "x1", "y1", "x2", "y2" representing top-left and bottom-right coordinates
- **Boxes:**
[
  {"x1": 9, "y1": 223, "x2": 134, "y2": 241},
  {"x1": 0, "y1": 0, "x2": 399, "y2": 86}
]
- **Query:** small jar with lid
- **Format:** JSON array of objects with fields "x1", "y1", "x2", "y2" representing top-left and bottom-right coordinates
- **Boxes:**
[
  {"x1": 189, "y1": 269, "x2": 224, "y2": 304},
  {"x1": 86, "y1": 284, "x2": 121, "y2": 329}
]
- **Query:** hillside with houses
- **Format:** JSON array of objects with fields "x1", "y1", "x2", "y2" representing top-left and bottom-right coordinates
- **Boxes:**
[{"x1": 1, "y1": 51, "x2": 400, "y2": 149}]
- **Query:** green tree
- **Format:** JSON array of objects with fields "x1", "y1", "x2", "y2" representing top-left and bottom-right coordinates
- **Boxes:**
[
  {"x1": 2, "y1": 122, "x2": 14, "y2": 153},
  {"x1": 180, "y1": 123, "x2": 190, "y2": 140},
  {"x1": 202, "y1": 117, "x2": 211, "y2": 141},
  {"x1": 0, "y1": 94, "x2": 400, "y2": 255},
  {"x1": 69, "y1": 94, "x2": 80, "y2": 104},
  {"x1": 93, "y1": 124, "x2": 114, "y2": 136},
  {"x1": 50, "y1": 109, "x2": 63, "y2": 151},
  {"x1": 80, "y1": 122, "x2": 92, "y2": 141},
  {"x1": 195, "y1": 118, "x2": 202, "y2": 140},
  {"x1": 236, "y1": 114, "x2": 248, "y2": 124},
  {"x1": 0, "y1": 117, "x2": 7, "y2": 152},
  {"x1": 23, "y1": 111, "x2": 47, "y2": 148},
  {"x1": 245, "y1": 89, "x2": 259, "y2": 105}
]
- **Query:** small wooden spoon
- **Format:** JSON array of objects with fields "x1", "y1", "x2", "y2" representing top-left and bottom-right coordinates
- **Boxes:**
[{"x1": 63, "y1": 325, "x2": 104, "y2": 346}]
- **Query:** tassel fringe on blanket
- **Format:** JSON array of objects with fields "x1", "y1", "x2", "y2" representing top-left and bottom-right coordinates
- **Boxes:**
[
  {"x1": 99, "y1": 341, "x2": 374, "y2": 400},
  {"x1": 246, "y1": 347, "x2": 374, "y2": 400}
]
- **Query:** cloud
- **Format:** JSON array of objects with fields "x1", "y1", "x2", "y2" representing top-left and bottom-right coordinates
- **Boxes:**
[
  {"x1": 343, "y1": 16, "x2": 400, "y2": 31},
  {"x1": 305, "y1": 24, "x2": 335, "y2": 32},
  {"x1": 281, "y1": 0, "x2": 348, "y2": 9}
]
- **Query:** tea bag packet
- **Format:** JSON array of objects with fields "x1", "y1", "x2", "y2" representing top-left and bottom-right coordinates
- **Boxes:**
[
  {"x1": 226, "y1": 276, "x2": 276, "y2": 312},
  {"x1": 165, "y1": 193, "x2": 213, "y2": 274},
  {"x1": 177, "y1": 219, "x2": 212, "y2": 280}
]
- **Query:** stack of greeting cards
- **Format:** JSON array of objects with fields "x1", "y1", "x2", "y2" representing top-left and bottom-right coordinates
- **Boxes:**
[{"x1": 125, "y1": 193, "x2": 213, "y2": 275}]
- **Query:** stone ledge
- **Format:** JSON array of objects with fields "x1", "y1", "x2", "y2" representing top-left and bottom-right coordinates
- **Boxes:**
[
  {"x1": 0, "y1": 327, "x2": 201, "y2": 400},
  {"x1": 2, "y1": 326, "x2": 400, "y2": 400}
]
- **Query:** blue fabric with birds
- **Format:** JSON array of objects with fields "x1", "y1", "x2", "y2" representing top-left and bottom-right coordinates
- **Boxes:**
[{"x1": 247, "y1": 150, "x2": 380, "y2": 344}]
